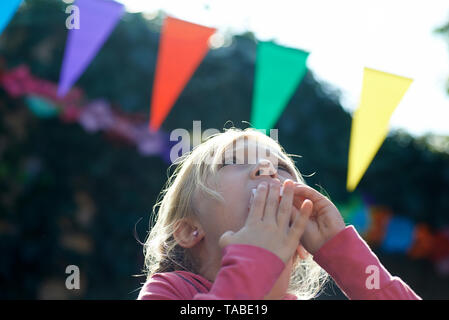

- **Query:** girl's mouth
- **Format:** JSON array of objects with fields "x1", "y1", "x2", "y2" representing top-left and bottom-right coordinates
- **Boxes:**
[{"x1": 251, "y1": 185, "x2": 284, "y2": 197}]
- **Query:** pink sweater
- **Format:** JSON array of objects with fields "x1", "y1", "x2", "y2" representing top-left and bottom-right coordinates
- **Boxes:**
[{"x1": 137, "y1": 226, "x2": 421, "y2": 300}]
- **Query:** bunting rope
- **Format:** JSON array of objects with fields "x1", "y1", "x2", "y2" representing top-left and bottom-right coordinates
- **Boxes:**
[{"x1": 1, "y1": 65, "x2": 172, "y2": 162}]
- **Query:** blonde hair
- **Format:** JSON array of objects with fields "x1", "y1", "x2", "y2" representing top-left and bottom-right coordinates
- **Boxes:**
[{"x1": 142, "y1": 127, "x2": 328, "y2": 299}]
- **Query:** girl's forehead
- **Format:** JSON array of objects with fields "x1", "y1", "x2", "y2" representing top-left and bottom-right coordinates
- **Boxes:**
[{"x1": 220, "y1": 137, "x2": 285, "y2": 162}]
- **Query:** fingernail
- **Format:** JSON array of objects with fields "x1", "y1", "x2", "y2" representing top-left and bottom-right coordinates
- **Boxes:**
[{"x1": 248, "y1": 191, "x2": 255, "y2": 210}]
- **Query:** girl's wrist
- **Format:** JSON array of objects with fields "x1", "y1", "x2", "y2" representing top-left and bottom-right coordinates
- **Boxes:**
[{"x1": 318, "y1": 224, "x2": 346, "y2": 252}]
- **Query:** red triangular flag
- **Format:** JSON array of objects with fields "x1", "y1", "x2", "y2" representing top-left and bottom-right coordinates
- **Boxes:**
[{"x1": 149, "y1": 16, "x2": 215, "y2": 131}]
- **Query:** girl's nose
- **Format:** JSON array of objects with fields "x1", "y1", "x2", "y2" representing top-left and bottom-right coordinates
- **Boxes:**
[{"x1": 250, "y1": 159, "x2": 278, "y2": 179}]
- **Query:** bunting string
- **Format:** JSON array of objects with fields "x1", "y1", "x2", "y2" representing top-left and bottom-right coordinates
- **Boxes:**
[{"x1": 1, "y1": 65, "x2": 172, "y2": 162}]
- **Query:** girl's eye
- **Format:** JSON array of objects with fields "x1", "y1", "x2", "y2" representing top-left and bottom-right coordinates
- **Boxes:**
[{"x1": 277, "y1": 164, "x2": 293, "y2": 175}]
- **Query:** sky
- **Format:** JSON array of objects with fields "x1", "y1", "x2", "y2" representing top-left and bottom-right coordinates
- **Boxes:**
[{"x1": 118, "y1": 0, "x2": 449, "y2": 137}]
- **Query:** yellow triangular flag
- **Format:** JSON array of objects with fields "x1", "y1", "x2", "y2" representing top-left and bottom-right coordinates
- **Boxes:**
[{"x1": 347, "y1": 67, "x2": 413, "y2": 192}]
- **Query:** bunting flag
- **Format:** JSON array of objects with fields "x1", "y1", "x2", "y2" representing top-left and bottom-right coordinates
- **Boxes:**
[
  {"x1": 408, "y1": 224, "x2": 434, "y2": 259},
  {"x1": 346, "y1": 68, "x2": 413, "y2": 191},
  {"x1": 149, "y1": 16, "x2": 216, "y2": 132},
  {"x1": 57, "y1": 0, "x2": 124, "y2": 97},
  {"x1": 363, "y1": 206, "x2": 392, "y2": 245},
  {"x1": 381, "y1": 216, "x2": 415, "y2": 253},
  {"x1": 25, "y1": 95, "x2": 59, "y2": 118},
  {"x1": 0, "y1": 0, "x2": 23, "y2": 36},
  {"x1": 337, "y1": 195, "x2": 449, "y2": 275},
  {"x1": 251, "y1": 41, "x2": 309, "y2": 132}
]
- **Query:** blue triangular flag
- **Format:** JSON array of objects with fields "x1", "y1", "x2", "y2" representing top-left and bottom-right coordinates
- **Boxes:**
[{"x1": 0, "y1": 0, "x2": 23, "y2": 36}]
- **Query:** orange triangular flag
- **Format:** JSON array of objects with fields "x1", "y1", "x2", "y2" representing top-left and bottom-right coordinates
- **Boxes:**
[{"x1": 149, "y1": 16, "x2": 216, "y2": 131}]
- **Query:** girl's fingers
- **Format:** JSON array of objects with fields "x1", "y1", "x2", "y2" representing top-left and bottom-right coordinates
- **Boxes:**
[
  {"x1": 293, "y1": 183, "x2": 330, "y2": 212},
  {"x1": 289, "y1": 199, "x2": 313, "y2": 242},
  {"x1": 263, "y1": 181, "x2": 280, "y2": 223},
  {"x1": 247, "y1": 182, "x2": 268, "y2": 223},
  {"x1": 277, "y1": 180, "x2": 294, "y2": 228}
]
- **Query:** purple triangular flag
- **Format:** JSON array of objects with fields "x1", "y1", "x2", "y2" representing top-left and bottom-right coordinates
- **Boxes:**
[
  {"x1": 58, "y1": 0, "x2": 124, "y2": 97},
  {"x1": 0, "y1": 0, "x2": 23, "y2": 37}
]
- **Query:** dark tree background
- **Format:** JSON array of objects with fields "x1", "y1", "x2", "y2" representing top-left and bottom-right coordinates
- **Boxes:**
[{"x1": 0, "y1": 0, "x2": 448, "y2": 299}]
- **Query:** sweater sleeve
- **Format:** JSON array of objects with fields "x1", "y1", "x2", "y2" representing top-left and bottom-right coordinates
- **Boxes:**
[
  {"x1": 313, "y1": 225, "x2": 422, "y2": 300},
  {"x1": 138, "y1": 244, "x2": 285, "y2": 300}
]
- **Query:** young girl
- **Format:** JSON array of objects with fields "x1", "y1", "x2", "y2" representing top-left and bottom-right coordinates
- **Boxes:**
[{"x1": 137, "y1": 128, "x2": 421, "y2": 300}]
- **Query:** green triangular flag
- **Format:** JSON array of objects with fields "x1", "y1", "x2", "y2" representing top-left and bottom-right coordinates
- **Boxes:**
[{"x1": 251, "y1": 41, "x2": 309, "y2": 132}]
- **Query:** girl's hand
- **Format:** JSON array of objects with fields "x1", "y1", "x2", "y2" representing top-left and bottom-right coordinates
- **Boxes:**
[
  {"x1": 293, "y1": 183, "x2": 346, "y2": 255},
  {"x1": 219, "y1": 180, "x2": 313, "y2": 264}
]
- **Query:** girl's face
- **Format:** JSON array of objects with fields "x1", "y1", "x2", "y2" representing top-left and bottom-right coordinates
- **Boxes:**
[{"x1": 192, "y1": 137, "x2": 298, "y2": 298}]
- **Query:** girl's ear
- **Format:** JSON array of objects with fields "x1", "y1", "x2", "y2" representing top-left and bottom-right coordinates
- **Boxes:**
[{"x1": 173, "y1": 219, "x2": 203, "y2": 248}]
